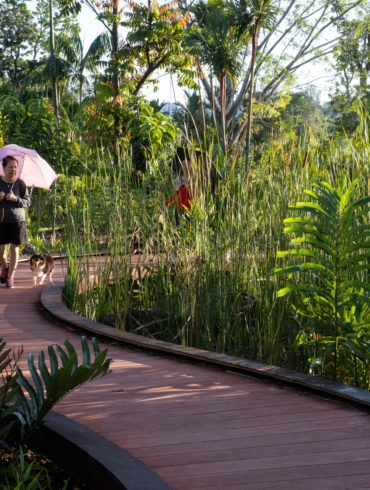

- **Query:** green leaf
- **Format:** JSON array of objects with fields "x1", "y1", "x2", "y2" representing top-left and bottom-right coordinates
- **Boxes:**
[
  {"x1": 12, "y1": 337, "x2": 111, "y2": 442},
  {"x1": 81, "y1": 336, "x2": 91, "y2": 365},
  {"x1": 289, "y1": 236, "x2": 334, "y2": 255},
  {"x1": 275, "y1": 262, "x2": 331, "y2": 276},
  {"x1": 289, "y1": 201, "x2": 330, "y2": 217},
  {"x1": 276, "y1": 284, "x2": 327, "y2": 298},
  {"x1": 55, "y1": 344, "x2": 70, "y2": 367},
  {"x1": 28, "y1": 354, "x2": 44, "y2": 410},
  {"x1": 38, "y1": 351, "x2": 51, "y2": 394},
  {"x1": 48, "y1": 345, "x2": 59, "y2": 375}
]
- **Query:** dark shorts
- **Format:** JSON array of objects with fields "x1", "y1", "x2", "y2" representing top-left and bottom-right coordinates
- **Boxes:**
[{"x1": 0, "y1": 221, "x2": 28, "y2": 245}]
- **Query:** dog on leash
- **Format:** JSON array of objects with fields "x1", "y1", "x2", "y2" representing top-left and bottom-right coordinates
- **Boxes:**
[{"x1": 30, "y1": 253, "x2": 54, "y2": 286}]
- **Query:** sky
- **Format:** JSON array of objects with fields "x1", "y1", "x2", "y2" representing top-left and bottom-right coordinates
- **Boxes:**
[
  {"x1": 76, "y1": 3, "x2": 336, "y2": 104},
  {"x1": 27, "y1": 1, "x2": 334, "y2": 105},
  {"x1": 77, "y1": 4, "x2": 186, "y2": 104}
]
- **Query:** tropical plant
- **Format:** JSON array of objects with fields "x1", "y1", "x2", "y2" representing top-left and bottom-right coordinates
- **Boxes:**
[
  {"x1": 0, "y1": 0, "x2": 37, "y2": 94},
  {"x1": 332, "y1": 5, "x2": 370, "y2": 100},
  {"x1": 0, "y1": 341, "x2": 23, "y2": 446},
  {"x1": 122, "y1": 0, "x2": 194, "y2": 96},
  {"x1": 0, "y1": 446, "x2": 64, "y2": 490},
  {"x1": 0, "y1": 95, "x2": 81, "y2": 173},
  {"x1": 50, "y1": 27, "x2": 109, "y2": 105},
  {"x1": 275, "y1": 178, "x2": 370, "y2": 383},
  {"x1": 83, "y1": 87, "x2": 178, "y2": 173},
  {"x1": 186, "y1": 0, "x2": 253, "y2": 152},
  {"x1": 0, "y1": 336, "x2": 111, "y2": 445},
  {"x1": 184, "y1": 0, "x2": 361, "y2": 155}
]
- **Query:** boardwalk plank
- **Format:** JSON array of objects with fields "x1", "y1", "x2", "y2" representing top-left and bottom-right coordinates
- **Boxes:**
[{"x1": 166, "y1": 461, "x2": 370, "y2": 488}]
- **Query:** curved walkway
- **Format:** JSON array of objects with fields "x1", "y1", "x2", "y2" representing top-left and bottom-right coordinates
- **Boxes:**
[{"x1": 2, "y1": 260, "x2": 370, "y2": 490}]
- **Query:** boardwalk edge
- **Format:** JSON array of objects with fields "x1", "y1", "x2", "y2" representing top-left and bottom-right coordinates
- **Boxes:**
[
  {"x1": 41, "y1": 282, "x2": 370, "y2": 412},
  {"x1": 33, "y1": 410, "x2": 172, "y2": 490}
]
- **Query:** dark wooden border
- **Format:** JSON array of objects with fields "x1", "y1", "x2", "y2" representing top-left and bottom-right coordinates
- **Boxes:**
[
  {"x1": 41, "y1": 282, "x2": 370, "y2": 411},
  {"x1": 33, "y1": 411, "x2": 172, "y2": 490}
]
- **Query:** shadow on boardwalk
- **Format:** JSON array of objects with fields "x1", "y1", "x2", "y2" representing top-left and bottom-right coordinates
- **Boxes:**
[{"x1": 1, "y1": 261, "x2": 370, "y2": 490}]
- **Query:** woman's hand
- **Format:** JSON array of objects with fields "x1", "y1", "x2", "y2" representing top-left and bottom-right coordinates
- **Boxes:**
[{"x1": 5, "y1": 191, "x2": 17, "y2": 202}]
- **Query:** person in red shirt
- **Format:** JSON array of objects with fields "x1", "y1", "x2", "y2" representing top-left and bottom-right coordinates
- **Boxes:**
[
  {"x1": 165, "y1": 174, "x2": 193, "y2": 211},
  {"x1": 163, "y1": 173, "x2": 194, "y2": 225},
  {"x1": 158, "y1": 147, "x2": 197, "y2": 226}
]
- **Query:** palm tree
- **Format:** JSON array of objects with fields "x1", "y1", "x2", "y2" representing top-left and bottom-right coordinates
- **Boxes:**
[
  {"x1": 59, "y1": 0, "x2": 123, "y2": 164},
  {"x1": 58, "y1": 31, "x2": 110, "y2": 103},
  {"x1": 187, "y1": 0, "x2": 252, "y2": 153}
]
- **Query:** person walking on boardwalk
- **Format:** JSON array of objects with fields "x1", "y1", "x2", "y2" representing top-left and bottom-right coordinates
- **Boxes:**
[
  {"x1": 0, "y1": 156, "x2": 31, "y2": 288},
  {"x1": 162, "y1": 147, "x2": 196, "y2": 225}
]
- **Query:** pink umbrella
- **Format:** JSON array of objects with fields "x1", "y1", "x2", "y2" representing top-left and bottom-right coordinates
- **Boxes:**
[{"x1": 0, "y1": 144, "x2": 57, "y2": 189}]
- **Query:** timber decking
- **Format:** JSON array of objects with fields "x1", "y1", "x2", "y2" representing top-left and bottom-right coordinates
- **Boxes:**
[{"x1": 1, "y1": 260, "x2": 370, "y2": 490}]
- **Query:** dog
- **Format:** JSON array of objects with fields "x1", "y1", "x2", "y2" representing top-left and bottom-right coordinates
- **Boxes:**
[{"x1": 30, "y1": 253, "x2": 54, "y2": 286}]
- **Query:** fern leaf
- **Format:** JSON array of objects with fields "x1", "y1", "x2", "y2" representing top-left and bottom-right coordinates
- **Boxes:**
[
  {"x1": 275, "y1": 262, "x2": 331, "y2": 276},
  {"x1": 289, "y1": 202, "x2": 330, "y2": 217},
  {"x1": 289, "y1": 236, "x2": 334, "y2": 255},
  {"x1": 343, "y1": 242, "x2": 370, "y2": 254},
  {"x1": 277, "y1": 284, "x2": 329, "y2": 298},
  {"x1": 276, "y1": 248, "x2": 319, "y2": 259},
  {"x1": 339, "y1": 281, "x2": 370, "y2": 291},
  {"x1": 283, "y1": 216, "x2": 331, "y2": 235}
]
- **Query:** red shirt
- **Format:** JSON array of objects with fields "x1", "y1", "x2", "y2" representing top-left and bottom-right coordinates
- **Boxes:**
[{"x1": 165, "y1": 185, "x2": 193, "y2": 210}]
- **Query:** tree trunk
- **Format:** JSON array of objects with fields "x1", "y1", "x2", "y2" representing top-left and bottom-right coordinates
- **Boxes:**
[
  {"x1": 49, "y1": 0, "x2": 59, "y2": 119},
  {"x1": 358, "y1": 29, "x2": 369, "y2": 104},
  {"x1": 112, "y1": 0, "x2": 121, "y2": 167},
  {"x1": 244, "y1": 32, "x2": 257, "y2": 175},
  {"x1": 220, "y1": 73, "x2": 227, "y2": 153}
]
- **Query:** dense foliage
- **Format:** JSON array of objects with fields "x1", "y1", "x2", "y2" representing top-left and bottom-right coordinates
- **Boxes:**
[
  {"x1": 275, "y1": 179, "x2": 369, "y2": 383},
  {"x1": 0, "y1": 0, "x2": 368, "y2": 391}
]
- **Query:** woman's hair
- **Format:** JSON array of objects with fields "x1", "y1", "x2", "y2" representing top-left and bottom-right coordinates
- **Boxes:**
[{"x1": 2, "y1": 156, "x2": 18, "y2": 168}]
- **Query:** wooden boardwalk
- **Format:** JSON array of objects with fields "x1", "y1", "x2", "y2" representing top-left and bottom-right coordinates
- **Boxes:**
[{"x1": 1, "y1": 260, "x2": 370, "y2": 490}]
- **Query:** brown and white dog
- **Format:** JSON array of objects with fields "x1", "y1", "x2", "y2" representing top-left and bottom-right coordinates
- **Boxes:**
[{"x1": 30, "y1": 253, "x2": 54, "y2": 286}]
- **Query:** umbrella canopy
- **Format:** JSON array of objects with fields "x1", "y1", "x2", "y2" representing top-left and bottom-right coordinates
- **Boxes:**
[{"x1": 0, "y1": 144, "x2": 57, "y2": 189}]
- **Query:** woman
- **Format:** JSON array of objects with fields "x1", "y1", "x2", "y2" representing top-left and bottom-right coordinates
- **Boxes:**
[{"x1": 0, "y1": 156, "x2": 30, "y2": 288}]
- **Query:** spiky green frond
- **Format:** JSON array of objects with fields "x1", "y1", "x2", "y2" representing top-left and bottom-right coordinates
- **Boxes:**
[
  {"x1": 0, "y1": 340, "x2": 23, "y2": 446},
  {"x1": 14, "y1": 337, "x2": 111, "y2": 441}
]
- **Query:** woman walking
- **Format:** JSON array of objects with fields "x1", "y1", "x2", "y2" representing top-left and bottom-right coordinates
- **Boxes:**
[{"x1": 0, "y1": 156, "x2": 30, "y2": 288}]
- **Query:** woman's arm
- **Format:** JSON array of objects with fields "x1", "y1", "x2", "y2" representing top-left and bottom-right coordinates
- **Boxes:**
[{"x1": 14, "y1": 180, "x2": 31, "y2": 208}]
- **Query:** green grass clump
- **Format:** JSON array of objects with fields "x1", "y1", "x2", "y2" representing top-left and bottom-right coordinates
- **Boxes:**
[{"x1": 58, "y1": 128, "x2": 369, "y2": 389}]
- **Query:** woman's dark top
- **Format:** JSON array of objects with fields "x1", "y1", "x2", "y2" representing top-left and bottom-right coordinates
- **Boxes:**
[{"x1": 0, "y1": 178, "x2": 30, "y2": 223}]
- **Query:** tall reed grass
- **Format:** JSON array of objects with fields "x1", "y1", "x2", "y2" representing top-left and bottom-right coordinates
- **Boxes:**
[{"x1": 52, "y1": 121, "x2": 368, "y2": 387}]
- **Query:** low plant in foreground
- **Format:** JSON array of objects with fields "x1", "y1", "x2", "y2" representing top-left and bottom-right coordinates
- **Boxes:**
[
  {"x1": 275, "y1": 178, "x2": 369, "y2": 386},
  {"x1": 0, "y1": 336, "x2": 111, "y2": 486}
]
